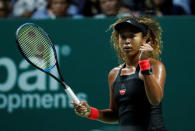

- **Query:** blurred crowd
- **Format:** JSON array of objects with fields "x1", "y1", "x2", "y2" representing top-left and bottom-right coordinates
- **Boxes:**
[{"x1": 0, "y1": 0, "x2": 195, "y2": 19}]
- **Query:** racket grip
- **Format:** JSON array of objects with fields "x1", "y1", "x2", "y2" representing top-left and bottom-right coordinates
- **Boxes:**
[{"x1": 65, "y1": 86, "x2": 80, "y2": 104}]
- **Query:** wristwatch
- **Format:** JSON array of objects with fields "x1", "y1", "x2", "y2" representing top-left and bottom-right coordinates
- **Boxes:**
[{"x1": 141, "y1": 68, "x2": 153, "y2": 75}]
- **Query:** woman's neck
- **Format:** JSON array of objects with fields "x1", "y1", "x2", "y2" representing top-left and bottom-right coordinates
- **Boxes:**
[{"x1": 125, "y1": 52, "x2": 140, "y2": 67}]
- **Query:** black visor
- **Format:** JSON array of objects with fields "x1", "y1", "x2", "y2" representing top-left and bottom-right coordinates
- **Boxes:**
[{"x1": 114, "y1": 19, "x2": 147, "y2": 36}]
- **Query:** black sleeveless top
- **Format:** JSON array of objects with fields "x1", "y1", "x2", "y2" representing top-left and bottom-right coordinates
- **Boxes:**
[{"x1": 113, "y1": 64, "x2": 166, "y2": 131}]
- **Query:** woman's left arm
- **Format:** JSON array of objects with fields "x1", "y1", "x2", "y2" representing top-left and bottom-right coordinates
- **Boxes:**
[{"x1": 141, "y1": 60, "x2": 166, "y2": 106}]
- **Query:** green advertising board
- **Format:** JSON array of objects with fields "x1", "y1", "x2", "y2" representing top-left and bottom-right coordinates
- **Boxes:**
[{"x1": 0, "y1": 17, "x2": 195, "y2": 131}]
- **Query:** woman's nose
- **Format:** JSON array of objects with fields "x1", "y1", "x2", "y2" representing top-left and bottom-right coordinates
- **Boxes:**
[{"x1": 125, "y1": 38, "x2": 131, "y2": 44}]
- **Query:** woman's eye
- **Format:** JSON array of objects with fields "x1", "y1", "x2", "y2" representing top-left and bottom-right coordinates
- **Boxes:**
[
  {"x1": 121, "y1": 34, "x2": 135, "y2": 40},
  {"x1": 121, "y1": 36, "x2": 126, "y2": 39},
  {"x1": 129, "y1": 34, "x2": 134, "y2": 38}
]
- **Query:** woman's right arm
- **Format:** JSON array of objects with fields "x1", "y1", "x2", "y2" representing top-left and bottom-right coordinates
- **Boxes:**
[{"x1": 72, "y1": 68, "x2": 120, "y2": 124}]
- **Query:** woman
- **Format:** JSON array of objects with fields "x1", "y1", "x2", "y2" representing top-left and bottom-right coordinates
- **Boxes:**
[{"x1": 72, "y1": 15, "x2": 167, "y2": 131}]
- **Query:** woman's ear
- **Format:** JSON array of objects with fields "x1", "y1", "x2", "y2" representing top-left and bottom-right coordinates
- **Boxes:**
[
  {"x1": 143, "y1": 31, "x2": 150, "y2": 43},
  {"x1": 142, "y1": 36, "x2": 149, "y2": 45},
  {"x1": 146, "y1": 38, "x2": 150, "y2": 43}
]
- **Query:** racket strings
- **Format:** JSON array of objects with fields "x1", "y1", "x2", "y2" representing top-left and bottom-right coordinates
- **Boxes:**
[{"x1": 17, "y1": 25, "x2": 56, "y2": 70}]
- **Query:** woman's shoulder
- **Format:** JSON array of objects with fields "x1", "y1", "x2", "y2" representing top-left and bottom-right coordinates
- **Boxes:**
[
  {"x1": 149, "y1": 58, "x2": 166, "y2": 71},
  {"x1": 108, "y1": 64, "x2": 124, "y2": 76},
  {"x1": 149, "y1": 58, "x2": 164, "y2": 65},
  {"x1": 108, "y1": 64, "x2": 124, "y2": 85}
]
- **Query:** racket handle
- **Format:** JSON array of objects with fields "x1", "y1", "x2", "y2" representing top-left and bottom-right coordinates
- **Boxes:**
[{"x1": 65, "y1": 85, "x2": 80, "y2": 104}]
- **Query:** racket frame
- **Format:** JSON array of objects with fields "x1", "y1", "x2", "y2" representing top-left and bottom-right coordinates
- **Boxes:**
[
  {"x1": 16, "y1": 23, "x2": 66, "y2": 86},
  {"x1": 16, "y1": 23, "x2": 80, "y2": 104}
]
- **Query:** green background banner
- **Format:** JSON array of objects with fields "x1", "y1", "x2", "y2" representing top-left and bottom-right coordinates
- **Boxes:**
[{"x1": 0, "y1": 17, "x2": 194, "y2": 131}]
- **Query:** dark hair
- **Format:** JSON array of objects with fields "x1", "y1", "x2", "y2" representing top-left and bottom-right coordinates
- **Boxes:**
[{"x1": 109, "y1": 15, "x2": 163, "y2": 61}]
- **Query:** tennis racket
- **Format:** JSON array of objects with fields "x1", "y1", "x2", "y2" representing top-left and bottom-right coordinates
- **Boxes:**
[{"x1": 16, "y1": 23, "x2": 80, "y2": 104}]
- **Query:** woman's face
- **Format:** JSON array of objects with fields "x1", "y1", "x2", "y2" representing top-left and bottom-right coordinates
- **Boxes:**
[{"x1": 118, "y1": 26, "x2": 144, "y2": 57}]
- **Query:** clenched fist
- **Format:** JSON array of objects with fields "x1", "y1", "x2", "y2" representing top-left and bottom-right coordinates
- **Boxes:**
[{"x1": 71, "y1": 101, "x2": 91, "y2": 118}]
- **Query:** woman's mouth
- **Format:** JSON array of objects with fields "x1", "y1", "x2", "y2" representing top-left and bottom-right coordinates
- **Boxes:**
[{"x1": 123, "y1": 46, "x2": 133, "y2": 51}]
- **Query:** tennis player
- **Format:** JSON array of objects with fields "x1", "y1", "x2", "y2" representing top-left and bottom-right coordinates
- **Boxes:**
[{"x1": 72, "y1": 15, "x2": 167, "y2": 131}]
